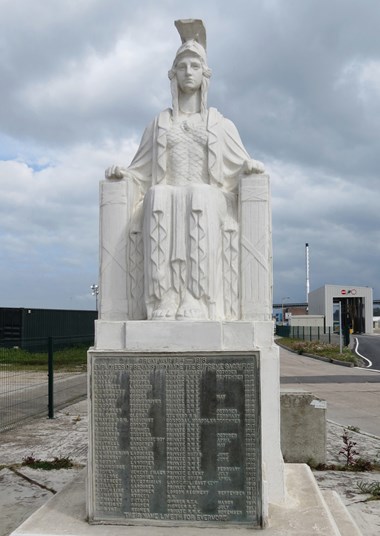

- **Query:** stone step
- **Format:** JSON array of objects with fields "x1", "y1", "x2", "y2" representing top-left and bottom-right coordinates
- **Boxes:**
[
  {"x1": 322, "y1": 490, "x2": 362, "y2": 536},
  {"x1": 267, "y1": 463, "x2": 341, "y2": 535},
  {"x1": 10, "y1": 464, "x2": 363, "y2": 536}
]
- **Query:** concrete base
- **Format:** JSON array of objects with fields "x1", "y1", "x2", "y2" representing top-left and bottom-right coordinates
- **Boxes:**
[
  {"x1": 9, "y1": 465, "x2": 362, "y2": 536},
  {"x1": 94, "y1": 319, "x2": 274, "y2": 352}
]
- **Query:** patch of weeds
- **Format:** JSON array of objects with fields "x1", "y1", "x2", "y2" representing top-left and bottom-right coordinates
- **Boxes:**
[
  {"x1": 307, "y1": 459, "x2": 342, "y2": 471},
  {"x1": 339, "y1": 429, "x2": 359, "y2": 467},
  {"x1": 347, "y1": 425, "x2": 360, "y2": 433},
  {"x1": 338, "y1": 430, "x2": 375, "y2": 471},
  {"x1": 353, "y1": 458, "x2": 374, "y2": 472},
  {"x1": 308, "y1": 430, "x2": 376, "y2": 473},
  {"x1": 308, "y1": 460, "x2": 374, "y2": 472},
  {"x1": 374, "y1": 451, "x2": 380, "y2": 467},
  {"x1": 357, "y1": 481, "x2": 380, "y2": 501},
  {"x1": 22, "y1": 454, "x2": 74, "y2": 470}
]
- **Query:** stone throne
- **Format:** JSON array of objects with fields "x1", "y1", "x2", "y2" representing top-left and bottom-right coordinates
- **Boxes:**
[
  {"x1": 89, "y1": 19, "x2": 284, "y2": 530},
  {"x1": 98, "y1": 171, "x2": 273, "y2": 326}
]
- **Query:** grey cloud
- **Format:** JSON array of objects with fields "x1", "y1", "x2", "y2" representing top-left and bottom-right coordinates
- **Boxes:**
[
  {"x1": 1, "y1": 0, "x2": 379, "y2": 308},
  {"x1": 208, "y1": 1, "x2": 380, "y2": 183}
]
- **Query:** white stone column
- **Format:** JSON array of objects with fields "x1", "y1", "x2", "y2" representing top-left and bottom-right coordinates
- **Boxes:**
[
  {"x1": 239, "y1": 174, "x2": 273, "y2": 321},
  {"x1": 99, "y1": 179, "x2": 129, "y2": 320},
  {"x1": 259, "y1": 337, "x2": 285, "y2": 504}
]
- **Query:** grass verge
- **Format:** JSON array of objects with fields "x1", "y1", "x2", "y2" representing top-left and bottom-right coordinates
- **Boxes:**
[
  {"x1": 277, "y1": 337, "x2": 357, "y2": 364},
  {"x1": 0, "y1": 345, "x2": 88, "y2": 372}
]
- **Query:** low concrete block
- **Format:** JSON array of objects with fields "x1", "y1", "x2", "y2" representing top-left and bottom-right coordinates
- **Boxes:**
[{"x1": 280, "y1": 389, "x2": 326, "y2": 464}]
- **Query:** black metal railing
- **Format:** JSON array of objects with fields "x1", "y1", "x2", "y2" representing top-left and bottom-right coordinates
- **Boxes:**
[
  {"x1": 0, "y1": 334, "x2": 92, "y2": 432},
  {"x1": 276, "y1": 325, "x2": 340, "y2": 344}
]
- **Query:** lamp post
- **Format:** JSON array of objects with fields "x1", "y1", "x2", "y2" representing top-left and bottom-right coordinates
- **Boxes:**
[
  {"x1": 282, "y1": 296, "x2": 290, "y2": 325},
  {"x1": 91, "y1": 284, "x2": 99, "y2": 311}
]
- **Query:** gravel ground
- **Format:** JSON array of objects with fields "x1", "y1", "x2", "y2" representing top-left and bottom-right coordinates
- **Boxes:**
[
  {"x1": 313, "y1": 421, "x2": 380, "y2": 536},
  {"x1": 1, "y1": 401, "x2": 380, "y2": 535}
]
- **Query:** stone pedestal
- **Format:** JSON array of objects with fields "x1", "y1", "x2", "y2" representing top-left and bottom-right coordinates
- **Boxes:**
[{"x1": 88, "y1": 320, "x2": 284, "y2": 528}]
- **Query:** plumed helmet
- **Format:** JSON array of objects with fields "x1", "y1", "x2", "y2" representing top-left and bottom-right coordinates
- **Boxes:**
[{"x1": 172, "y1": 19, "x2": 208, "y2": 68}]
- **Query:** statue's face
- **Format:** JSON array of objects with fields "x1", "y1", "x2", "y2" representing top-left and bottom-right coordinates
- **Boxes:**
[{"x1": 175, "y1": 54, "x2": 203, "y2": 94}]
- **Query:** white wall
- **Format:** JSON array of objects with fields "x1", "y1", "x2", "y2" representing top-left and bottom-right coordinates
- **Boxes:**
[
  {"x1": 309, "y1": 285, "x2": 373, "y2": 334},
  {"x1": 289, "y1": 315, "x2": 324, "y2": 328}
]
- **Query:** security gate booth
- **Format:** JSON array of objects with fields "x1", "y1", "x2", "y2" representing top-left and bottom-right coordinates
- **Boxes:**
[{"x1": 308, "y1": 285, "x2": 373, "y2": 335}]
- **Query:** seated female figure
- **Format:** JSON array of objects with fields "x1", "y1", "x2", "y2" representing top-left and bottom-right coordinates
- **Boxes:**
[{"x1": 106, "y1": 20, "x2": 264, "y2": 321}]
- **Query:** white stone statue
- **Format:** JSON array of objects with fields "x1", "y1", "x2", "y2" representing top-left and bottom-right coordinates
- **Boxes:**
[
  {"x1": 95, "y1": 21, "x2": 283, "y2": 509},
  {"x1": 104, "y1": 19, "x2": 267, "y2": 322}
]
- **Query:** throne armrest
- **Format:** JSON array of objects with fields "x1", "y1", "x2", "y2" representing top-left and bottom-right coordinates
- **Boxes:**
[
  {"x1": 98, "y1": 178, "x2": 140, "y2": 321},
  {"x1": 239, "y1": 173, "x2": 273, "y2": 321}
]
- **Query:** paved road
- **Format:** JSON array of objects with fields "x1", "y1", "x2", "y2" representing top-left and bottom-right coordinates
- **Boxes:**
[
  {"x1": 280, "y1": 345, "x2": 380, "y2": 437},
  {"x1": 354, "y1": 334, "x2": 380, "y2": 369}
]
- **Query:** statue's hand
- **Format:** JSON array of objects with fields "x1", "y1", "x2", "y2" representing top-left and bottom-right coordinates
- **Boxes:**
[
  {"x1": 105, "y1": 165, "x2": 129, "y2": 180},
  {"x1": 243, "y1": 159, "x2": 265, "y2": 175}
]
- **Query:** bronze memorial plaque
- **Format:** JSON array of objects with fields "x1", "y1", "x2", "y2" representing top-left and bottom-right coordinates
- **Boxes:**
[{"x1": 89, "y1": 352, "x2": 261, "y2": 527}]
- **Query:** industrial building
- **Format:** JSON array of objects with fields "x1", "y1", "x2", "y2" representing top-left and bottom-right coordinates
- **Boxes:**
[{"x1": 0, "y1": 307, "x2": 97, "y2": 349}]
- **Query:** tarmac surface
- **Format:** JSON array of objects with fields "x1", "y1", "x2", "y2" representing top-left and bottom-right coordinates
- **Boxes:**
[
  {"x1": 280, "y1": 344, "x2": 380, "y2": 436},
  {"x1": 0, "y1": 345, "x2": 379, "y2": 535}
]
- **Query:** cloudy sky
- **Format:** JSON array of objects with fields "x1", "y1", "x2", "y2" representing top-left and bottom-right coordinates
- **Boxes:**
[{"x1": 1, "y1": 0, "x2": 379, "y2": 311}]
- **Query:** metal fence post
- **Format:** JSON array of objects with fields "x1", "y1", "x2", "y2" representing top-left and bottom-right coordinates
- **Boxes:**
[{"x1": 48, "y1": 336, "x2": 54, "y2": 419}]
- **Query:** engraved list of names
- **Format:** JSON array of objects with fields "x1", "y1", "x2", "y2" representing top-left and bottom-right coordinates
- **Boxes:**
[{"x1": 90, "y1": 353, "x2": 261, "y2": 526}]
